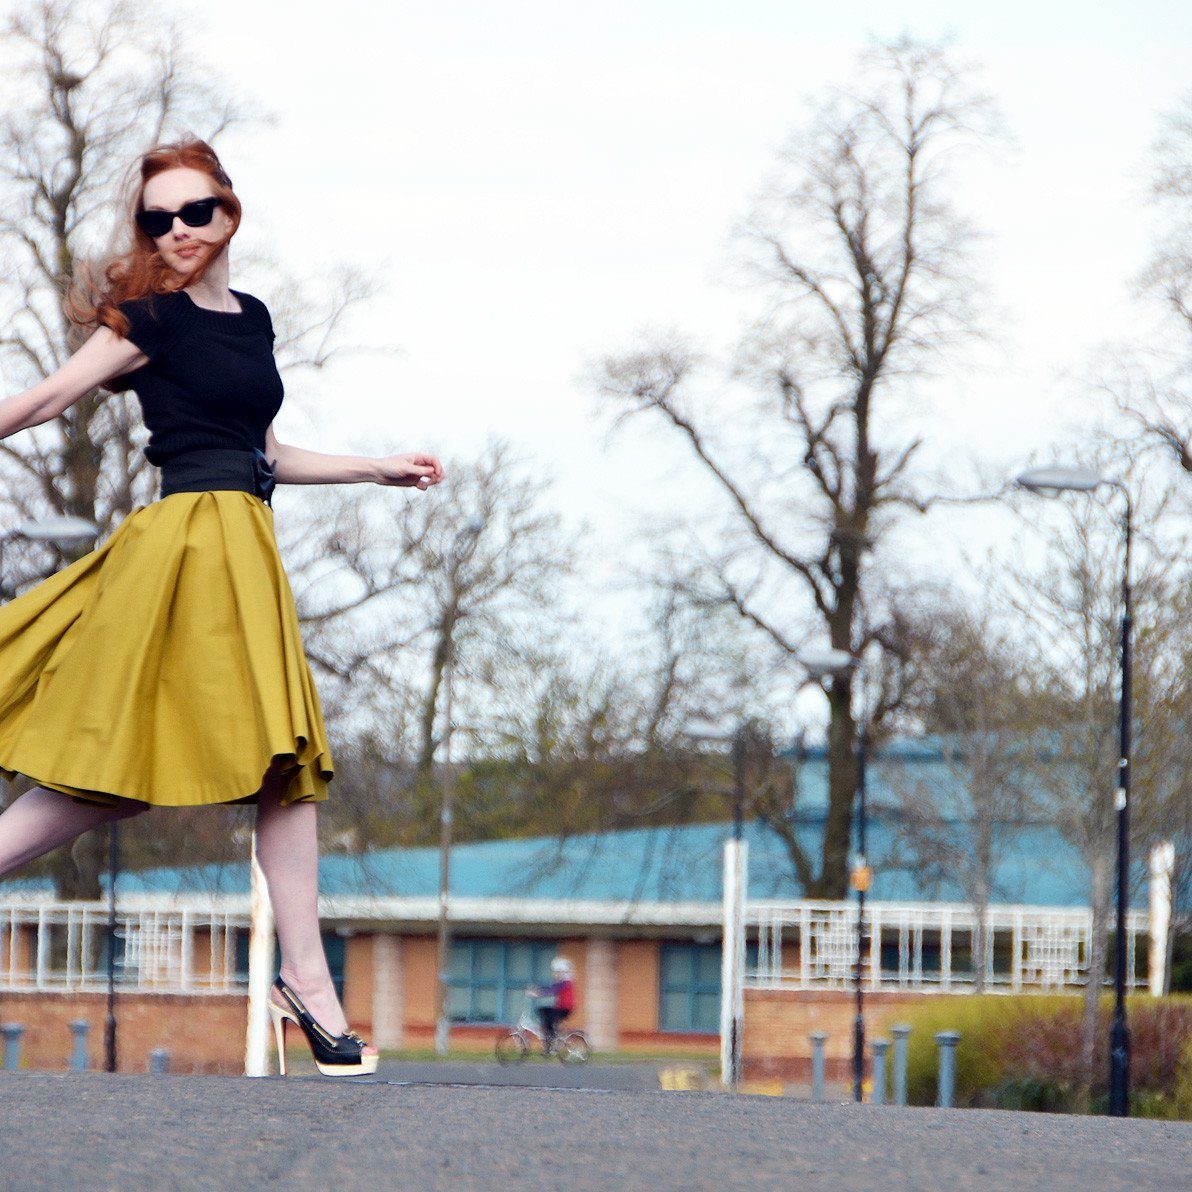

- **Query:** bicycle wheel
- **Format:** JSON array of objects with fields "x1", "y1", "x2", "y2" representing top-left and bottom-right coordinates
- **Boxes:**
[
  {"x1": 496, "y1": 1030, "x2": 530, "y2": 1065},
  {"x1": 556, "y1": 1031, "x2": 591, "y2": 1064}
]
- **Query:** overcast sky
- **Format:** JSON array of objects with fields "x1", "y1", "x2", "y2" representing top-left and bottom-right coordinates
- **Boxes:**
[{"x1": 140, "y1": 2, "x2": 1192, "y2": 705}]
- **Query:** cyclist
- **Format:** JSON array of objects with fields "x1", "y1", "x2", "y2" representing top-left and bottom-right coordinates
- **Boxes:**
[{"x1": 530, "y1": 957, "x2": 575, "y2": 1052}]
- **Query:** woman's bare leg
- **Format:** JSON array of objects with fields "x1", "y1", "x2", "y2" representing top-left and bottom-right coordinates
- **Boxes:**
[
  {"x1": 0, "y1": 785, "x2": 148, "y2": 879},
  {"x1": 254, "y1": 767, "x2": 375, "y2": 1054}
]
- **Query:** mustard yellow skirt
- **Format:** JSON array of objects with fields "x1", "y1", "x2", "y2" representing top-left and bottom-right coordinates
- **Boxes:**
[{"x1": 0, "y1": 490, "x2": 333, "y2": 808}]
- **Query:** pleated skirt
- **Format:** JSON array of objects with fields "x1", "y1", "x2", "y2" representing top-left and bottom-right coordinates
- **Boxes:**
[{"x1": 0, "y1": 490, "x2": 333, "y2": 808}]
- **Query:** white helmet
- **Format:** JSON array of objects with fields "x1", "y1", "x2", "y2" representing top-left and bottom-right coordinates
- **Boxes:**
[{"x1": 550, "y1": 956, "x2": 572, "y2": 975}]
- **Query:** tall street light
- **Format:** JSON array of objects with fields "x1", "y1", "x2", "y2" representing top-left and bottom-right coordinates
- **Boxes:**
[
  {"x1": 1017, "y1": 464, "x2": 1133, "y2": 1117},
  {"x1": 797, "y1": 647, "x2": 870, "y2": 1104},
  {"x1": 434, "y1": 517, "x2": 485, "y2": 1056}
]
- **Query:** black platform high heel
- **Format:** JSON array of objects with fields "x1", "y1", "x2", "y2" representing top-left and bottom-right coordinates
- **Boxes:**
[{"x1": 268, "y1": 975, "x2": 379, "y2": 1077}]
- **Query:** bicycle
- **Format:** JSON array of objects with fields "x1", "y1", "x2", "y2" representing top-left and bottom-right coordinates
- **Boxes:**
[{"x1": 495, "y1": 991, "x2": 591, "y2": 1065}]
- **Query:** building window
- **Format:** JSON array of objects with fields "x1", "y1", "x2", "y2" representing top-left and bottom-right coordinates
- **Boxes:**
[
  {"x1": 234, "y1": 929, "x2": 345, "y2": 999},
  {"x1": 446, "y1": 938, "x2": 557, "y2": 1024},
  {"x1": 660, "y1": 942, "x2": 722, "y2": 1033}
]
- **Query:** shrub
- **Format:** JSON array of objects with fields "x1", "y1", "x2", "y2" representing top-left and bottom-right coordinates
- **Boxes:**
[{"x1": 895, "y1": 993, "x2": 1192, "y2": 1116}]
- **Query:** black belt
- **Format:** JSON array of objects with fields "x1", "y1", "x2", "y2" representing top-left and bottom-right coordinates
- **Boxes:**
[{"x1": 158, "y1": 447, "x2": 277, "y2": 506}]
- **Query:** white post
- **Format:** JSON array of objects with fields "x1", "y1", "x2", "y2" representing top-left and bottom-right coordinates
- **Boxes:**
[
  {"x1": 1149, "y1": 841, "x2": 1176, "y2": 996},
  {"x1": 585, "y1": 938, "x2": 619, "y2": 1052},
  {"x1": 371, "y1": 934, "x2": 404, "y2": 1051},
  {"x1": 719, "y1": 837, "x2": 748, "y2": 1088},
  {"x1": 244, "y1": 832, "x2": 276, "y2": 1077}
]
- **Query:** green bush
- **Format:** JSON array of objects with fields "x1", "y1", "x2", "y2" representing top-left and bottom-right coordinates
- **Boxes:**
[{"x1": 894, "y1": 993, "x2": 1192, "y2": 1117}]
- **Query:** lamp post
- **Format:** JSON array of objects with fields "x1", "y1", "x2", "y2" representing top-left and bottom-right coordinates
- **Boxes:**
[
  {"x1": 434, "y1": 517, "x2": 485, "y2": 1056},
  {"x1": 1016, "y1": 464, "x2": 1133, "y2": 1117},
  {"x1": 797, "y1": 647, "x2": 869, "y2": 1104}
]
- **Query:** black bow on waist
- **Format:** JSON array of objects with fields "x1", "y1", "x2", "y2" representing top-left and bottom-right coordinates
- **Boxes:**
[{"x1": 251, "y1": 448, "x2": 277, "y2": 507}]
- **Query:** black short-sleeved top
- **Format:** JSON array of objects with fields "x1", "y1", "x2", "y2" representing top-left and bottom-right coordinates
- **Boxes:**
[{"x1": 104, "y1": 288, "x2": 284, "y2": 466}]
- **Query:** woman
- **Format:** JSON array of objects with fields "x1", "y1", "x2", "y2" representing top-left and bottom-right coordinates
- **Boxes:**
[{"x1": 0, "y1": 138, "x2": 442, "y2": 1077}]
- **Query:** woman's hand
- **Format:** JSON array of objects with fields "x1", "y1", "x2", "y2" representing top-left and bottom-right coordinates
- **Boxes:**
[{"x1": 373, "y1": 452, "x2": 445, "y2": 490}]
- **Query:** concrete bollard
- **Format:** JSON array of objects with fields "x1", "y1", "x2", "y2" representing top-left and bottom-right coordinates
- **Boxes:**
[
  {"x1": 891, "y1": 1024, "x2": 911, "y2": 1106},
  {"x1": 935, "y1": 1031, "x2": 961, "y2": 1108},
  {"x1": 871, "y1": 1038, "x2": 890, "y2": 1106},
  {"x1": 69, "y1": 1020, "x2": 90, "y2": 1073},
  {"x1": 809, "y1": 1032, "x2": 828, "y2": 1103},
  {"x1": 149, "y1": 1047, "x2": 170, "y2": 1075},
  {"x1": 2, "y1": 1022, "x2": 24, "y2": 1071}
]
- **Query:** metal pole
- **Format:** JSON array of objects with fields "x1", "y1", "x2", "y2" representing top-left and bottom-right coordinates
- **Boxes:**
[
  {"x1": 852, "y1": 726, "x2": 869, "y2": 1103},
  {"x1": 104, "y1": 820, "x2": 119, "y2": 1073},
  {"x1": 1149, "y1": 842, "x2": 1176, "y2": 996},
  {"x1": 871, "y1": 1038, "x2": 890, "y2": 1106},
  {"x1": 935, "y1": 1030, "x2": 961, "y2": 1108},
  {"x1": 809, "y1": 1032, "x2": 827, "y2": 1102},
  {"x1": 1109, "y1": 490, "x2": 1133, "y2": 1117},
  {"x1": 719, "y1": 731, "x2": 748, "y2": 1091},
  {"x1": 244, "y1": 833, "x2": 276, "y2": 1077},
  {"x1": 722, "y1": 727, "x2": 747, "y2": 1088},
  {"x1": 434, "y1": 643, "x2": 456, "y2": 1056},
  {"x1": 1, "y1": 1022, "x2": 24, "y2": 1070},
  {"x1": 732, "y1": 727, "x2": 745, "y2": 844},
  {"x1": 891, "y1": 1024, "x2": 911, "y2": 1106},
  {"x1": 69, "y1": 1019, "x2": 90, "y2": 1073}
]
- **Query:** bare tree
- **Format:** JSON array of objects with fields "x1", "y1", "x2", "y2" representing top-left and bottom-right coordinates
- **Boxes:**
[
  {"x1": 593, "y1": 36, "x2": 998, "y2": 896},
  {"x1": 886, "y1": 592, "x2": 1038, "y2": 992},
  {"x1": 284, "y1": 439, "x2": 577, "y2": 849},
  {"x1": 1114, "y1": 92, "x2": 1192, "y2": 476}
]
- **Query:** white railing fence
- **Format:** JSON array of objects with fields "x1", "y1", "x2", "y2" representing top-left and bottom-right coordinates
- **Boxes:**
[
  {"x1": 0, "y1": 900, "x2": 249, "y2": 994},
  {"x1": 747, "y1": 900, "x2": 1147, "y2": 993},
  {"x1": 0, "y1": 893, "x2": 1150, "y2": 998}
]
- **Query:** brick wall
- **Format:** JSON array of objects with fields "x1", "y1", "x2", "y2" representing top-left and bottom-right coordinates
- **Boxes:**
[
  {"x1": 616, "y1": 939, "x2": 659, "y2": 1036},
  {"x1": 742, "y1": 987, "x2": 936, "y2": 1080},
  {"x1": 398, "y1": 934, "x2": 439, "y2": 1043},
  {"x1": 0, "y1": 991, "x2": 247, "y2": 1074},
  {"x1": 342, "y1": 933, "x2": 374, "y2": 1034}
]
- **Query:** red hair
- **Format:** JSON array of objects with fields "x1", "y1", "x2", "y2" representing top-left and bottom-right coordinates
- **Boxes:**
[{"x1": 66, "y1": 137, "x2": 242, "y2": 338}]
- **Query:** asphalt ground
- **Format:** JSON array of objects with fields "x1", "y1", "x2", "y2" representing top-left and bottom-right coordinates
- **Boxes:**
[
  {"x1": 375, "y1": 1057, "x2": 668, "y2": 1090},
  {"x1": 2, "y1": 1072, "x2": 1191, "y2": 1191}
]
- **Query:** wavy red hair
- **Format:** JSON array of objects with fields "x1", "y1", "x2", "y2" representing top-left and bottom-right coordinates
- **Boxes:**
[{"x1": 66, "y1": 138, "x2": 242, "y2": 338}]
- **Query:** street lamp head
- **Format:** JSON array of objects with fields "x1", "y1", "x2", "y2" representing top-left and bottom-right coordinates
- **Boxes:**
[
  {"x1": 16, "y1": 515, "x2": 101, "y2": 546},
  {"x1": 797, "y1": 647, "x2": 859, "y2": 680},
  {"x1": 1015, "y1": 465, "x2": 1106, "y2": 497}
]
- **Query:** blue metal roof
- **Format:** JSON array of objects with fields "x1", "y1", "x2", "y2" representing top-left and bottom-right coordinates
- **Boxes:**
[
  {"x1": 2, "y1": 739, "x2": 1137, "y2": 908},
  {"x1": 105, "y1": 815, "x2": 1092, "y2": 906}
]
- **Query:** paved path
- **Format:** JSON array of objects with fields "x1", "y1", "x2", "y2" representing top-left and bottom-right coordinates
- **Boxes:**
[
  {"x1": 376, "y1": 1058, "x2": 668, "y2": 1090},
  {"x1": 2, "y1": 1072, "x2": 1190, "y2": 1191}
]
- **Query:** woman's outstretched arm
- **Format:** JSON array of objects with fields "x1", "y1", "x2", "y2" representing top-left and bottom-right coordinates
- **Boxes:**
[
  {"x1": 264, "y1": 424, "x2": 444, "y2": 489},
  {"x1": 0, "y1": 327, "x2": 147, "y2": 440}
]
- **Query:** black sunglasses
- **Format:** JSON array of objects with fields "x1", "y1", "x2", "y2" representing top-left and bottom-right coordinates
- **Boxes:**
[{"x1": 136, "y1": 197, "x2": 223, "y2": 239}]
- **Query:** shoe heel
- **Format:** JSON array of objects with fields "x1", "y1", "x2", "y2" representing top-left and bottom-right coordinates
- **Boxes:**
[{"x1": 268, "y1": 1001, "x2": 289, "y2": 1077}]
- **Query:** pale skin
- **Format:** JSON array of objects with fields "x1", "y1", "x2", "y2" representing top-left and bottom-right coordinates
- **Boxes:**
[{"x1": 0, "y1": 165, "x2": 445, "y2": 1055}]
